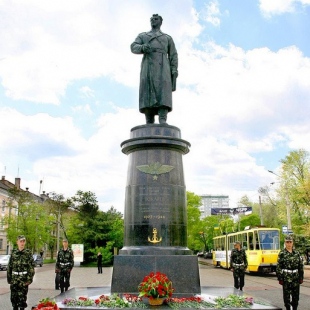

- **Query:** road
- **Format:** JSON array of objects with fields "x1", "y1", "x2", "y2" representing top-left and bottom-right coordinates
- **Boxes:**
[{"x1": 0, "y1": 260, "x2": 309, "y2": 309}]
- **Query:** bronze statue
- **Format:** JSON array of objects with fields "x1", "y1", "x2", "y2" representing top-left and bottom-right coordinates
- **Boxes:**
[{"x1": 131, "y1": 14, "x2": 178, "y2": 124}]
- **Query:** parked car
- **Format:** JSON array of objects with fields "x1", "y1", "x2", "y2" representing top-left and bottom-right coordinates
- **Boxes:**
[
  {"x1": 196, "y1": 251, "x2": 204, "y2": 257},
  {"x1": 0, "y1": 254, "x2": 10, "y2": 271},
  {"x1": 33, "y1": 254, "x2": 43, "y2": 267},
  {"x1": 203, "y1": 251, "x2": 213, "y2": 259}
]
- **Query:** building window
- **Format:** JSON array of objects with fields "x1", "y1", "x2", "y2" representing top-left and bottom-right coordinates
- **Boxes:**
[
  {"x1": 0, "y1": 238, "x2": 3, "y2": 249},
  {"x1": 2, "y1": 200, "x2": 5, "y2": 212}
]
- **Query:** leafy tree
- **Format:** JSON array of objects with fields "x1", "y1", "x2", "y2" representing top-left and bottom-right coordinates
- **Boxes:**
[
  {"x1": 200, "y1": 215, "x2": 221, "y2": 250},
  {"x1": 5, "y1": 188, "x2": 53, "y2": 253},
  {"x1": 43, "y1": 192, "x2": 72, "y2": 258},
  {"x1": 238, "y1": 214, "x2": 261, "y2": 230},
  {"x1": 71, "y1": 190, "x2": 99, "y2": 219},
  {"x1": 88, "y1": 241, "x2": 114, "y2": 266},
  {"x1": 279, "y1": 149, "x2": 310, "y2": 235},
  {"x1": 186, "y1": 192, "x2": 203, "y2": 252},
  {"x1": 66, "y1": 194, "x2": 123, "y2": 264}
]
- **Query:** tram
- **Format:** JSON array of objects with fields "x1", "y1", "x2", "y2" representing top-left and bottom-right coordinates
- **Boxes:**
[{"x1": 212, "y1": 227, "x2": 280, "y2": 273}]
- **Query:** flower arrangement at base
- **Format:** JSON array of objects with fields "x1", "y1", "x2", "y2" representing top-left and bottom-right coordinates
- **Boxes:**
[
  {"x1": 138, "y1": 271, "x2": 174, "y2": 300},
  {"x1": 34, "y1": 297, "x2": 59, "y2": 310},
  {"x1": 167, "y1": 295, "x2": 254, "y2": 309},
  {"x1": 62, "y1": 294, "x2": 146, "y2": 308}
]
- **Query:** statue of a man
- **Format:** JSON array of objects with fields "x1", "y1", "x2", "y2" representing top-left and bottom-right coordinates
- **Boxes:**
[{"x1": 131, "y1": 14, "x2": 178, "y2": 124}]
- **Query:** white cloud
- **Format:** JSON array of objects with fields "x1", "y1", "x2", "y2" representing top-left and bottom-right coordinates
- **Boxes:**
[
  {"x1": 0, "y1": 0, "x2": 200, "y2": 104},
  {"x1": 259, "y1": 0, "x2": 310, "y2": 16},
  {"x1": 72, "y1": 104, "x2": 93, "y2": 115},
  {"x1": 80, "y1": 86, "x2": 95, "y2": 98},
  {"x1": 201, "y1": 0, "x2": 221, "y2": 26},
  {"x1": 0, "y1": 0, "x2": 309, "y2": 212}
]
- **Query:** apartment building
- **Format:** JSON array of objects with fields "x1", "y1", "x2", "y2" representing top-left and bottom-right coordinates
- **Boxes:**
[
  {"x1": 199, "y1": 194, "x2": 229, "y2": 218},
  {"x1": 0, "y1": 176, "x2": 47, "y2": 254}
]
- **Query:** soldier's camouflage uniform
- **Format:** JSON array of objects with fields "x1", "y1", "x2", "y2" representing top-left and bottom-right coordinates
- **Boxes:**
[
  {"x1": 55, "y1": 247, "x2": 74, "y2": 293},
  {"x1": 7, "y1": 248, "x2": 35, "y2": 310},
  {"x1": 230, "y1": 248, "x2": 248, "y2": 290},
  {"x1": 276, "y1": 248, "x2": 304, "y2": 310}
]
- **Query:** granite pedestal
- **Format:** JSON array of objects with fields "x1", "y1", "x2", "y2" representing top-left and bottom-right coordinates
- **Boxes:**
[{"x1": 111, "y1": 124, "x2": 198, "y2": 293}]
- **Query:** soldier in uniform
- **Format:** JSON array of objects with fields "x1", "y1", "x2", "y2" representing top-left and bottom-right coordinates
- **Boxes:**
[
  {"x1": 131, "y1": 14, "x2": 178, "y2": 125},
  {"x1": 276, "y1": 235, "x2": 304, "y2": 310},
  {"x1": 230, "y1": 240, "x2": 248, "y2": 291},
  {"x1": 55, "y1": 239, "x2": 74, "y2": 293},
  {"x1": 7, "y1": 235, "x2": 35, "y2": 310}
]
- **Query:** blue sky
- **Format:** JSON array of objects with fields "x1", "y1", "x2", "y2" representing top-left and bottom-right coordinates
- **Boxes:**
[{"x1": 0, "y1": 0, "x2": 310, "y2": 212}]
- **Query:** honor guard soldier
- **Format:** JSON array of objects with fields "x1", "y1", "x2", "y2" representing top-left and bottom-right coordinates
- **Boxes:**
[
  {"x1": 276, "y1": 235, "x2": 304, "y2": 310},
  {"x1": 55, "y1": 238, "x2": 74, "y2": 293},
  {"x1": 230, "y1": 240, "x2": 248, "y2": 291},
  {"x1": 7, "y1": 235, "x2": 35, "y2": 310}
]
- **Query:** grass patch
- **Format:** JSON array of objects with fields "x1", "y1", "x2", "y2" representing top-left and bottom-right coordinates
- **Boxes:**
[{"x1": 43, "y1": 259, "x2": 56, "y2": 264}]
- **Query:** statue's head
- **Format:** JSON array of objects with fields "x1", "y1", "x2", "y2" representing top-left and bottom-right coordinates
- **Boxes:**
[{"x1": 150, "y1": 14, "x2": 163, "y2": 26}]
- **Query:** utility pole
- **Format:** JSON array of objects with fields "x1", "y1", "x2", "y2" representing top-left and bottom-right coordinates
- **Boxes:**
[
  {"x1": 259, "y1": 195, "x2": 264, "y2": 226},
  {"x1": 56, "y1": 208, "x2": 60, "y2": 253}
]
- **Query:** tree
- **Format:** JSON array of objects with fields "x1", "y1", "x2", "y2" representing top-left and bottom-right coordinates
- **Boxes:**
[
  {"x1": 66, "y1": 199, "x2": 123, "y2": 264},
  {"x1": 278, "y1": 149, "x2": 310, "y2": 236},
  {"x1": 71, "y1": 190, "x2": 99, "y2": 219},
  {"x1": 186, "y1": 192, "x2": 203, "y2": 252},
  {"x1": 43, "y1": 192, "x2": 72, "y2": 258},
  {"x1": 5, "y1": 188, "x2": 53, "y2": 253}
]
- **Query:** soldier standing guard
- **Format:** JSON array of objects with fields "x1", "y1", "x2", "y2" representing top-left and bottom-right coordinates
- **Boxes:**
[
  {"x1": 55, "y1": 239, "x2": 74, "y2": 293},
  {"x1": 230, "y1": 240, "x2": 248, "y2": 291},
  {"x1": 7, "y1": 235, "x2": 35, "y2": 310},
  {"x1": 276, "y1": 235, "x2": 304, "y2": 310}
]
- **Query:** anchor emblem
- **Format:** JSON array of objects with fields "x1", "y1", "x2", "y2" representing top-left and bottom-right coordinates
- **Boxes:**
[{"x1": 148, "y1": 228, "x2": 162, "y2": 243}]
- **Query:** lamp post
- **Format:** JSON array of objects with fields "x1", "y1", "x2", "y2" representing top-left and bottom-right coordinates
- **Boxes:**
[
  {"x1": 268, "y1": 170, "x2": 292, "y2": 231},
  {"x1": 35, "y1": 214, "x2": 39, "y2": 253}
]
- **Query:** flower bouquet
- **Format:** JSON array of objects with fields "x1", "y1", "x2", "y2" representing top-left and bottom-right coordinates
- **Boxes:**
[
  {"x1": 138, "y1": 271, "x2": 174, "y2": 305},
  {"x1": 34, "y1": 297, "x2": 59, "y2": 310}
]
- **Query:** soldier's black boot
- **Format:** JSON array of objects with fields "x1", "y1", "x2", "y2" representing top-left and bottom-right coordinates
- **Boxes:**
[{"x1": 13, "y1": 307, "x2": 18, "y2": 310}]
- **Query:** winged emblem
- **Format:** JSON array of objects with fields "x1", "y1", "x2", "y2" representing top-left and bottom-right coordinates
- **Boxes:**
[{"x1": 137, "y1": 162, "x2": 174, "y2": 180}]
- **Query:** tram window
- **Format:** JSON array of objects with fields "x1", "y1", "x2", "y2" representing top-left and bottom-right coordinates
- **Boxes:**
[
  {"x1": 259, "y1": 230, "x2": 280, "y2": 250},
  {"x1": 240, "y1": 233, "x2": 247, "y2": 249},
  {"x1": 254, "y1": 231, "x2": 260, "y2": 250},
  {"x1": 249, "y1": 232, "x2": 254, "y2": 250}
]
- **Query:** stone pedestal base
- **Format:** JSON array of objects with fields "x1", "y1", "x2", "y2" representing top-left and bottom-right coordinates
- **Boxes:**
[{"x1": 111, "y1": 255, "x2": 201, "y2": 294}]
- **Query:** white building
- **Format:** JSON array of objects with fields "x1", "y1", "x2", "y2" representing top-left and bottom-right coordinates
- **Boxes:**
[{"x1": 199, "y1": 194, "x2": 229, "y2": 218}]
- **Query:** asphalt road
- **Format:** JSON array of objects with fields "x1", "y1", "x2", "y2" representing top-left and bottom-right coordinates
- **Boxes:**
[{"x1": 0, "y1": 260, "x2": 309, "y2": 309}]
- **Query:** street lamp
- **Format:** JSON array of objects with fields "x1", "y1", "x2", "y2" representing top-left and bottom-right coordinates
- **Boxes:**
[
  {"x1": 268, "y1": 170, "x2": 292, "y2": 231},
  {"x1": 35, "y1": 214, "x2": 39, "y2": 253}
]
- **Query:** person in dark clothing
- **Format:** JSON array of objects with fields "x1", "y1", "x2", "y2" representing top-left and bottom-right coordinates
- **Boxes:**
[
  {"x1": 305, "y1": 248, "x2": 310, "y2": 265},
  {"x1": 97, "y1": 252, "x2": 102, "y2": 274},
  {"x1": 7, "y1": 235, "x2": 35, "y2": 310},
  {"x1": 230, "y1": 241, "x2": 248, "y2": 291},
  {"x1": 55, "y1": 239, "x2": 74, "y2": 293},
  {"x1": 276, "y1": 235, "x2": 304, "y2": 310}
]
